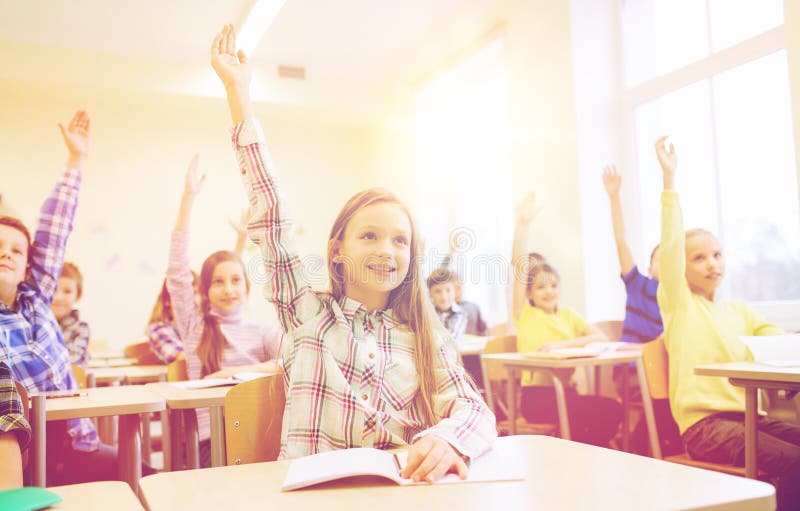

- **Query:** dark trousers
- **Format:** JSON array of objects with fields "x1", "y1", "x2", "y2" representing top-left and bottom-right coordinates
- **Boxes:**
[
  {"x1": 32, "y1": 420, "x2": 155, "y2": 486},
  {"x1": 520, "y1": 385, "x2": 622, "y2": 448},
  {"x1": 683, "y1": 412, "x2": 800, "y2": 511}
]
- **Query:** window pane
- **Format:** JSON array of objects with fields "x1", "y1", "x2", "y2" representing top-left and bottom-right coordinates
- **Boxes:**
[
  {"x1": 708, "y1": 0, "x2": 783, "y2": 52},
  {"x1": 634, "y1": 80, "x2": 717, "y2": 263},
  {"x1": 621, "y1": 0, "x2": 709, "y2": 86},
  {"x1": 713, "y1": 51, "x2": 800, "y2": 301}
]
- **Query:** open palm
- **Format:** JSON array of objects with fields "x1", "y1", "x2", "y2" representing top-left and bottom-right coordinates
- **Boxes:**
[
  {"x1": 602, "y1": 165, "x2": 621, "y2": 196},
  {"x1": 210, "y1": 24, "x2": 252, "y2": 89},
  {"x1": 59, "y1": 110, "x2": 91, "y2": 159},
  {"x1": 184, "y1": 154, "x2": 206, "y2": 196}
]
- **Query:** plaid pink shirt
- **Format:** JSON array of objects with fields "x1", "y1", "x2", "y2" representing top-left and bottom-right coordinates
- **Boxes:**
[{"x1": 232, "y1": 119, "x2": 496, "y2": 460}]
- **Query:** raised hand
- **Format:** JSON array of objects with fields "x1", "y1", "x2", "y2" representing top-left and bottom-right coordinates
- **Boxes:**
[
  {"x1": 602, "y1": 165, "x2": 621, "y2": 197},
  {"x1": 516, "y1": 192, "x2": 539, "y2": 225},
  {"x1": 229, "y1": 208, "x2": 249, "y2": 236},
  {"x1": 654, "y1": 136, "x2": 677, "y2": 175},
  {"x1": 210, "y1": 24, "x2": 252, "y2": 91},
  {"x1": 59, "y1": 110, "x2": 91, "y2": 168},
  {"x1": 183, "y1": 154, "x2": 206, "y2": 197}
]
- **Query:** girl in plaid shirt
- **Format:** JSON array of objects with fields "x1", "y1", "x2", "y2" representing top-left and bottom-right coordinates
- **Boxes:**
[{"x1": 210, "y1": 25, "x2": 496, "y2": 483}]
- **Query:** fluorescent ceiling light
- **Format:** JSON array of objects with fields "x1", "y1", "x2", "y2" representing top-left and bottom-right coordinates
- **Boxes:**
[{"x1": 238, "y1": 0, "x2": 287, "y2": 56}]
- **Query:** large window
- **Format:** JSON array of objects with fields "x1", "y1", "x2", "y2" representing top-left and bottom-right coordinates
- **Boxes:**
[
  {"x1": 415, "y1": 37, "x2": 512, "y2": 326},
  {"x1": 621, "y1": 0, "x2": 799, "y2": 303}
]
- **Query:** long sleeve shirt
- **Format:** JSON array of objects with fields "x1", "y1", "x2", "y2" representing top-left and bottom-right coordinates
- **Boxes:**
[
  {"x1": 58, "y1": 309, "x2": 90, "y2": 368},
  {"x1": 231, "y1": 118, "x2": 496, "y2": 460},
  {"x1": 658, "y1": 190, "x2": 783, "y2": 434},
  {"x1": 146, "y1": 321, "x2": 184, "y2": 364},
  {"x1": 0, "y1": 360, "x2": 31, "y2": 451},
  {"x1": 166, "y1": 230, "x2": 281, "y2": 441},
  {"x1": 0, "y1": 168, "x2": 97, "y2": 451}
]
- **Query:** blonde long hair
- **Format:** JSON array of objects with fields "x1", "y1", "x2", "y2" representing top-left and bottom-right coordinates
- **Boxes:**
[{"x1": 327, "y1": 188, "x2": 440, "y2": 425}]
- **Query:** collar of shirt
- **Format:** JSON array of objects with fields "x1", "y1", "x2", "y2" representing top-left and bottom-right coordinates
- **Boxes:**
[
  {"x1": 0, "y1": 282, "x2": 36, "y2": 314},
  {"x1": 58, "y1": 309, "x2": 81, "y2": 328},
  {"x1": 337, "y1": 295, "x2": 400, "y2": 331}
]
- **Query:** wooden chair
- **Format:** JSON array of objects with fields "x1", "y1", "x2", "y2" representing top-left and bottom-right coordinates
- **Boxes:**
[
  {"x1": 167, "y1": 353, "x2": 188, "y2": 382},
  {"x1": 224, "y1": 372, "x2": 285, "y2": 465},
  {"x1": 87, "y1": 338, "x2": 111, "y2": 357},
  {"x1": 594, "y1": 320, "x2": 623, "y2": 341},
  {"x1": 480, "y1": 335, "x2": 556, "y2": 436},
  {"x1": 71, "y1": 364, "x2": 88, "y2": 389},
  {"x1": 640, "y1": 337, "x2": 766, "y2": 477},
  {"x1": 14, "y1": 381, "x2": 30, "y2": 469},
  {"x1": 488, "y1": 322, "x2": 509, "y2": 337},
  {"x1": 124, "y1": 340, "x2": 163, "y2": 366}
]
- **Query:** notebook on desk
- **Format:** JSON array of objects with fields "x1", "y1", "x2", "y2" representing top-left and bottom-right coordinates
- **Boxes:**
[
  {"x1": 170, "y1": 371, "x2": 271, "y2": 390},
  {"x1": 521, "y1": 349, "x2": 598, "y2": 360}
]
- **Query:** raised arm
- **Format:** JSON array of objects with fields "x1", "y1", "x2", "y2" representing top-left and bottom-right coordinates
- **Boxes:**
[
  {"x1": 28, "y1": 111, "x2": 89, "y2": 302},
  {"x1": 165, "y1": 156, "x2": 205, "y2": 339},
  {"x1": 211, "y1": 25, "x2": 322, "y2": 333},
  {"x1": 602, "y1": 165, "x2": 635, "y2": 275},
  {"x1": 655, "y1": 136, "x2": 687, "y2": 312},
  {"x1": 511, "y1": 193, "x2": 538, "y2": 322}
]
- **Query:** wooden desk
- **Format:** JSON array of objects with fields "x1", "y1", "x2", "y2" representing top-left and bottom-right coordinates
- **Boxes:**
[
  {"x1": 457, "y1": 335, "x2": 489, "y2": 356},
  {"x1": 145, "y1": 382, "x2": 232, "y2": 470},
  {"x1": 480, "y1": 351, "x2": 660, "y2": 457},
  {"x1": 47, "y1": 481, "x2": 144, "y2": 510},
  {"x1": 90, "y1": 365, "x2": 167, "y2": 385},
  {"x1": 695, "y1": 362, "x2": 800, "y2": 478},
  {"x1": 139, "y1": 435, "x2": 775, "y2": 511},
  {"x1": 87, "y1": 358, "x2": 138, "y2": 369},
  {"x1": 30, "y1": 385, "x2": 166, "y2": 493}
]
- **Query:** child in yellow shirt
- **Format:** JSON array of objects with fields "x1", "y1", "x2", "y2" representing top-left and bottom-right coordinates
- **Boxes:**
[
  {"x1": 512, "y1": 194, "x2": 621, "y2": 447},
  {"x1": 655, "y1": 136, "x2": 800, "y2": 511}
]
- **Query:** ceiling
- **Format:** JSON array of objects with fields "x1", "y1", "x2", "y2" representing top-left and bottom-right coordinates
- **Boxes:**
[{"x1": 0, "y1": 0, "x2": 501, "y2": 117}]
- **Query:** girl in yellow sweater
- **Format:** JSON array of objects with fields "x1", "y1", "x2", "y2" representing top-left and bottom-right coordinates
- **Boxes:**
[
  {"x1": 655, "y1": 136, "x2": 800, "y2": 511},
  {"x1": 512, "y1": 194, "x2": 621, "y2": 447}
]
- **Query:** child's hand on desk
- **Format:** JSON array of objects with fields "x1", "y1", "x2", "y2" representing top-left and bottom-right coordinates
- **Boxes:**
[
  {"x1": 400, "y1": 435, "x2": 468, "y2": 483},
  {"x1": 538, "y1": 341, "x2": 569, "y2": 352}
]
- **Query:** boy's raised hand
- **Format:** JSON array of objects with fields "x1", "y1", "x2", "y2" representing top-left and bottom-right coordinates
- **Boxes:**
[
  {"x1": 602, "y1": 165, "x2": 621, "y2": 197},
  {"x1": 211, "y1": 24, "x2": 252, "y2": 91},
  {"x1": 59, "y1": 110, "x2": 91, "y2": 168},
  {"x1": 183, "y1": 154, "x2": 206, "y2": 197},
  {"x1": 516, "y1": 192, "x2": 539, "y2": 226}
]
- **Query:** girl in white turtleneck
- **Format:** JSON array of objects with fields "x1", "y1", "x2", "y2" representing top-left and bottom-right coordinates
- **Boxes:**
[{"x1": 166, "y1": 155, "x2": 281, "y2": 467}]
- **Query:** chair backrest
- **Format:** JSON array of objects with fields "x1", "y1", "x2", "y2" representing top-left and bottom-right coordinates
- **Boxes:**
[
  {"x1": 123, "y1": 340, "x2": 163, "y2": 366},
  {"x1": 224, "y1": 372, "x2": 285, "y2": 465},
  {"x1": 594, "y1": 320, "x2": 623, "y2": 341},
  {"x1": 71, "y1": 364, "x2": 87, "y2": 389},
  {"x1": 482, "y1": 336, "x2": 517, "y2": 382},
  {"x1": 87, "y1": 338, "x2": 111, "y2": 357},
  {"x1": 488, "y1": 322, "x2": 509, "y2": 337},
  {"x1": 641, "y1": 337, "x2": 669, "y2": 400},
  {"x1": 167, "y1": 352, "x2": 188, "y2": 382},
  {"x1": 14, "y1": 381, "x2": 29, "y2": 469}
]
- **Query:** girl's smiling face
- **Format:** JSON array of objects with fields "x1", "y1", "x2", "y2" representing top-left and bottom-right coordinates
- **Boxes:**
[
  {"x1": 529, "y1": 271, "x2": 559, "y2": 314},
  {"x1": 332, "y1": 202, "x2": 412, "y2": 311}
]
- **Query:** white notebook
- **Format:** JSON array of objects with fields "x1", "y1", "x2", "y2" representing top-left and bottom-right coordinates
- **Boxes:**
[
  {"x1": 170, "y1": 371, "x2": 271, "y2": 390},
  {"x1": 281, "y1": 442, "x2": 525, "y2": 491},
  {"x1": 739, "y1": 334, "x2": 800, "y2": 368}
]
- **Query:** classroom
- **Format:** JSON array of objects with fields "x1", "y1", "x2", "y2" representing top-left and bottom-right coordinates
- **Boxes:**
[{"x1": 1, "y1": 1, "x2": 799, "y2": 510}]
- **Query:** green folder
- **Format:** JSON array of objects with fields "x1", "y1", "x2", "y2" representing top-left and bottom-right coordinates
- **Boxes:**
[{"x1": 0, "y1": 487, "x2": 63, "y2": 511}]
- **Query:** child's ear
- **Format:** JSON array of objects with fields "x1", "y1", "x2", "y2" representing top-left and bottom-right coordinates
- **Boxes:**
[{"x1": 329, "y1": 239, "x2": 342, "y2": 263}]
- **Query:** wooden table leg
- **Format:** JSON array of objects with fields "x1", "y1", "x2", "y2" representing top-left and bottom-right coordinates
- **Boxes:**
[
  {"x1": 636, "y1": 359, "x2": 661, "y2": 459},
  {"x1": 745, "y1": 386, "x2": 758, "y2": 479},
  {"x1": 31, "y1": 395, "x2": 46, "y2": 487},
  {"x1": 621, "y1": 363, "x2": 630, "y2": 452},
  {"x1": 118, "y1": 414, "x2": 142, "y2": 493},
  {"x1": 210, "y1": 406, "x2": 226, "y2": 467},
  {"x1": 550, "y1": 372, "x2": 571, "y2": 440},
  {"x1": 161, "y1": 409, "x2": 172, "y2": 472},
  {"x1": 168, "y1": 409, "x2": 184, "y2": 471},
  {"x1": 141, "y1": 413, "x2": 151, "y2": 466},
  {"x1": 184, "y1": 410, "x2": 200, "y2": 469},
  {"x1": 507, "y1": 367, "x2": 517, "y2": 435}
]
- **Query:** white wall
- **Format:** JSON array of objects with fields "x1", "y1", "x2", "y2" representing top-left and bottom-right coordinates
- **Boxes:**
[{"x1": 0, "y1": 78, "x2": 371, "y2": 350}]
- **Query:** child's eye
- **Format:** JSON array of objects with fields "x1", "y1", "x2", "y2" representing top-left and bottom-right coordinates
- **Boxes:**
[
  {"x1": 13, "y1": 248, "x2": 22, "y2": 255},
  {"x1": 360, "y1": 232, "x2": 376, "y2": 240},
  {"x1": 394, "y1": 236, "x2": 409, "y2": 246}
]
